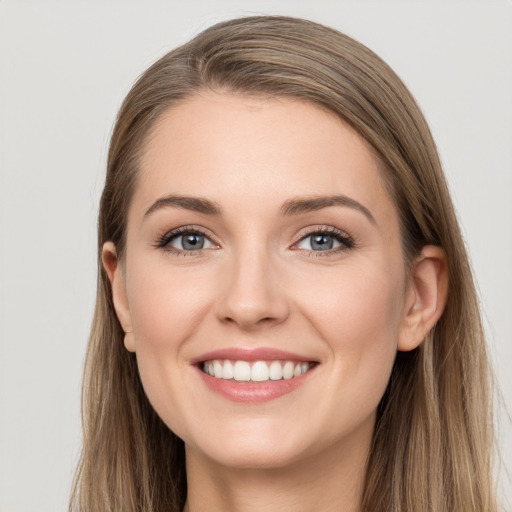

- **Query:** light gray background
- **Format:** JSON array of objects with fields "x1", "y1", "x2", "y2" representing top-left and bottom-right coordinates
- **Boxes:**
[{"x1": 0, "y1": 1, "x2": 511, "y2": 510}]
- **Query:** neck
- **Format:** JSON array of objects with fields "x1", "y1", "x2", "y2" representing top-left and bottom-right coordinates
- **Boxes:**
[{"x1": 184, "y1": 428, "x2": 371, "y2": 512}]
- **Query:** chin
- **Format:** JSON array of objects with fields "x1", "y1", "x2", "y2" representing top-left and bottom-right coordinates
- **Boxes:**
[
  {"x1": 193, "y1": 438, "x2": 308, "y2": 470},
  {"x1": 183, "y1": 415, "x2": 336, "y2": 472},
  {"x1": 180, "y1": 403, "x2": 379, "y2": 474}
]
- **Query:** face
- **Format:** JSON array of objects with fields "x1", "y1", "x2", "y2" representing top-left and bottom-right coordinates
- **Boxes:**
[{"x1": 107, "y1": 92, "x2": 416, "y2": 470}]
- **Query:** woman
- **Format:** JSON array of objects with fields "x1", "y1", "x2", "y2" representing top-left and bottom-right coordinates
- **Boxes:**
[{"x1": 70, "y1": 15, "x2": 498, "y2": 512}]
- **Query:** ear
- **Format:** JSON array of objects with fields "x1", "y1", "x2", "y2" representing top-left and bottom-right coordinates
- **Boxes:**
[
  {"x1": 102, "y1": 241, "x2": 136, "y2": 352},
  {"x1": 398, "y1": 245, "x2": 449, "y2": 352}
]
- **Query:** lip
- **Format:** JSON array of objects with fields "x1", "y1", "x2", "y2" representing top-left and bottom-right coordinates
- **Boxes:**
[
  {"x1": 191, "y1": 346, "x2": 318, "y2": 403},
  {"x1": 196, "y1": 366, "x2": 316, "y2": 403},
  {"x1": 190, "y1": 346, "x2": 316, "y2": 365}
]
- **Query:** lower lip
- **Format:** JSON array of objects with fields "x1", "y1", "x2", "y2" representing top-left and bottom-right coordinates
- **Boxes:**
[{"x1": 196, "y1": 366, "x2": 315, "y2": 403}]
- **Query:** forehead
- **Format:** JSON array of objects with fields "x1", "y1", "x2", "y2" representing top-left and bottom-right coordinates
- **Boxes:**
[{"x1": 132, "y1": 92, "x2": 396, "y2": 226}]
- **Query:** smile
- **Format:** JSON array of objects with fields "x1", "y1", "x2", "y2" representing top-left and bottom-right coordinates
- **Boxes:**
[
  {"x1": 202, "y1": 359, "x2": 313, "y2": 382},
  {"x1": 193, "y1": 347, "x2": 318, "y2": 402}
]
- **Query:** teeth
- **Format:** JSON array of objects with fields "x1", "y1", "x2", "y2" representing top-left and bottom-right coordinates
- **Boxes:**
[
  {"x1": 251, "y1": 361, "x2": 269, "y2": 382},
  {"x1": 282, "y1": 361, "x2": 294, "y2": 380},
  {"x1": 213, "y1": 360, "x2": 223, "y2": 378},
  {"x1": 269, "y1": 361, "x2": 283, "y2": 380},
  {"x1": 233, "y1": 361, "x2": 251, "y2": 381},
  {"x1": 202, "y1": 359, "x2": 312, "y2": 382},
  {"x1": 223, "y1": 360, "x2": 234, "y2": 379}
]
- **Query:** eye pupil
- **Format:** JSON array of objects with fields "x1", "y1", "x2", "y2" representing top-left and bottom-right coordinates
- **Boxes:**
[
  {"x1": 311, "y1": 234, "x2": 334, "y2": 251},
  {"x1": 182, "y1": 234, "x2": 204, "y2": 250}
]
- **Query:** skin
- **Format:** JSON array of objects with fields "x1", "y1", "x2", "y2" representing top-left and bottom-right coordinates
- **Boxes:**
[{"x1": 103, "y1": 92, "x2": 447, "y2": 512}]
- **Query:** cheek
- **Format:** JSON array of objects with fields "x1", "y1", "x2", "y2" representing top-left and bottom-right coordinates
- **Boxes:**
[
  {"x1": 126, "y1": 258, "x2": 213, "y2": 350},
  {"x1": 123, "y1": 257, "x2": 216, "y2": 427},
  {"x1": 299, "y1": 261, "x2": 403, "y2": 343},
  {"x1": 296, "y1": 262, "x2": 403, "y2": 401}
]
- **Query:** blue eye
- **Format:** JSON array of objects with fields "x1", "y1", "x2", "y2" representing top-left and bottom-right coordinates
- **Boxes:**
[
  {"x1": 158, "y1": 228, "x2": 216, "y2": 253},
  {"x1": 172, "y1": 233, "x2": 206, "y2": 250},
  {"x1": 157, "y1": 226, "x2": 353, "y2": 256},
  {"x1": 295, "y1": 230, "x2": 354, "y2": 253},
  {"x1": 310, "y1": 233, "x2": 336, "y2": 251}
]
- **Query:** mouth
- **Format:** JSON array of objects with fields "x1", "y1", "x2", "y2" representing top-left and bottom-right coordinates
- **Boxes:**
[
  {"x1": 200, "y1": 359, "x2": 315, "y2": 382},
  {"x1": 193, "y1": 348, "x2": 318, "y2": 403}
]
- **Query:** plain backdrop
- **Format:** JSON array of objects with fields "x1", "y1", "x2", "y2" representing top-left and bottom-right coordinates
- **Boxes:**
[{"x1": 0, "y1": 1, "x2": 511, "y2": 510}]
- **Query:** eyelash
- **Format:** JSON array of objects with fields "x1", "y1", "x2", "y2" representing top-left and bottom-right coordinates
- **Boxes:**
[
  {"x1": 155, "y1": 226, "x2": 214, "y2": 257},
  {"x1": 155, "y1": 225, "x2": 356, "y2": 258},
  {"x1": 294, "y1": 227, "x2": 355, "y2": 257}
]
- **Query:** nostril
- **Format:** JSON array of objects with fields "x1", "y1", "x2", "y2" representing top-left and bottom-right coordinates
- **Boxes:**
[{"x1": 221, "y1": 315, "x2": 280, "y2": 329}]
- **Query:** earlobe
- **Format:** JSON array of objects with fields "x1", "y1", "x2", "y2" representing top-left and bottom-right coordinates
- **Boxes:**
[
  {"x1": 102, "y1": 242, "x2": 136, "y2": 352},
  {"x1": 398, "y1": 245, "x2": 449, "y2": 352}
]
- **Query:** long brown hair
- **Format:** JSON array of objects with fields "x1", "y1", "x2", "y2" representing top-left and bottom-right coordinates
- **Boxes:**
[{"x1": 70, "y1": 16, "x2": 497, "y2": 511}]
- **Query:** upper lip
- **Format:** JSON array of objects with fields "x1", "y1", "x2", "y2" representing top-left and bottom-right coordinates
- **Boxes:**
[{"x1": 190, "y1": 347, "x2": 318, "y2": 365}]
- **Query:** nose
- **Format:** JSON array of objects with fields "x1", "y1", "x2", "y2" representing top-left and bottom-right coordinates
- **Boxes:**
[{"x1": 215, "y1": 246, "x2": 290, "y2": 330}]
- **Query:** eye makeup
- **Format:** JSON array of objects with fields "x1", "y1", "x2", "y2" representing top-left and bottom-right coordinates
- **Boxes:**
[
  {"x1": 154, "y1": 223, "x2": 356, "y2": 259},
  {"x1": 291, "y1": 226, "x2": 356, "y2": 258}
]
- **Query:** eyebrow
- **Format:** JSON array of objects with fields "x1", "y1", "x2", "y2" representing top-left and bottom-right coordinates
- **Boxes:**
[
  {"x1": 144, "y1": 194, "x2": 376, "y2": 224},
  {"x1": 144, "y1": 195, "x2": 222, "y2": 217},
  {"x1": 280, "y1": 195, "x2": 376, "y2": 224}
]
